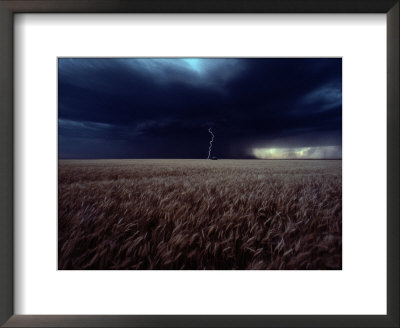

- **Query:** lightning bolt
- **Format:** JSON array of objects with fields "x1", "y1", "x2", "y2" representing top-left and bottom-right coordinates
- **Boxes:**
[{"x1": 207, "y1": 128, "x2": 214, "y2": 159}]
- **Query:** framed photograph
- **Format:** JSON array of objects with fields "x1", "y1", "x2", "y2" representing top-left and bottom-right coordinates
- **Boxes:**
[
  {"x1": 57, "y1": 56, "x2": 343, "y2": 271},
  {"x1": 0, "y1": 0, "x2": 398, "y2": 327}
]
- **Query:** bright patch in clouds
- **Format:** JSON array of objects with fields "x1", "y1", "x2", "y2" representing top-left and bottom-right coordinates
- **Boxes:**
[
  {"x1": 182, "y1": 58, "x2": 203, "y2": 73},
  {"x1": 253, "y1": 146, "x2": 341, "y2": 159}
]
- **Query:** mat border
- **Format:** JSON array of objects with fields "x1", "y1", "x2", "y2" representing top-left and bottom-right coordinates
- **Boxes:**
[{"x1": 0, "y1": 1, "x2": 398, "y2": 327}]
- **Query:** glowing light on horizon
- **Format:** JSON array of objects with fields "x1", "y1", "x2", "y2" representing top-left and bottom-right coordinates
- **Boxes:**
[{"x1": 253, "y1": 146, "x2": 341, "y2": 159}]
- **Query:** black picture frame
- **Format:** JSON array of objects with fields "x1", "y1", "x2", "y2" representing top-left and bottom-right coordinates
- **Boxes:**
[{"x1": 0, "y1": 1, "x2": 398, "y2": 327}]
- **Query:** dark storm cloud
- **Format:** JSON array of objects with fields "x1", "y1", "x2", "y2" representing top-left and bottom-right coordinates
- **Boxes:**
[{"x1": 58, "y1": 58, "x2": 341, "y2": 159}]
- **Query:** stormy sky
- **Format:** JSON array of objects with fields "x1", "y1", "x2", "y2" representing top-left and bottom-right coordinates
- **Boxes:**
[{"x1": 58, "y1": 58, "x2": 342, "y2": 159}]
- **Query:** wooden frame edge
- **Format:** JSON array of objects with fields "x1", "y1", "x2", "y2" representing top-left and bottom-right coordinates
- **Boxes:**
[
  {"x1": 387, "y1": 2, "x2": 400, "y2": 326},
  {"x1": 0, "y1": 0, "x2": 14, "y2": 327}
]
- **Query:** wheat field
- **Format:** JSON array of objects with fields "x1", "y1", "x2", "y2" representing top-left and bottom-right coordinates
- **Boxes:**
[{"x1": 58, "y1": 159, "x2": 342, "y2": 270}]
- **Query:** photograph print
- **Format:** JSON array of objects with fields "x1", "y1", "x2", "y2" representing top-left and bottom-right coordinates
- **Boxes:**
[{"x1": 58, "y1": 58, "x2": 342, "y2": 270}]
